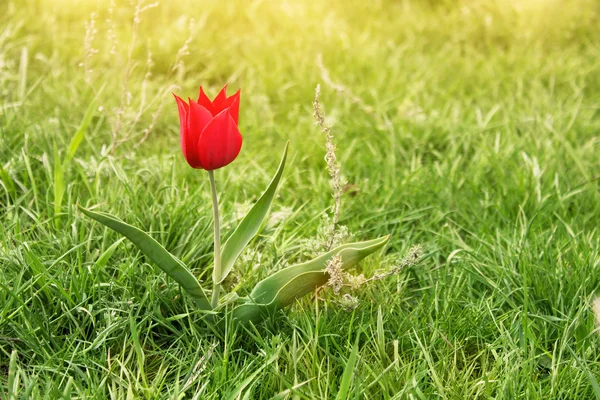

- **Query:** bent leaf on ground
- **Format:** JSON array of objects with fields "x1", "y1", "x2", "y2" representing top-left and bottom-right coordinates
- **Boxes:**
[
  {"x1": 217, "y1": 141, "x2": 289, "y2": 284},
  {"x1": 250, "y1": 236, "x2": 389, "y2": 305},
  {"x1": 232, "y1": 235, "x2": 389, "y2": 323},
  {"x1": 79, "y1": 206, "x2": 211, "y2": 310}
]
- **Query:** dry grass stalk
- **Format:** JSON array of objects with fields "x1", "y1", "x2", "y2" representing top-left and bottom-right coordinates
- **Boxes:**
[
  {"x1": 128, "y1": 17, "x2": 197, "y2": 150},
  {"x1": 132, "y1": 15, "x2": 196, "y2": 150},
  {"x1": 82, "y1": 12, "x2": 98, "y2": 85},
  {"x1": 106, "y1": 0, "x2": 117, "y2": 56},
  {"x1": 111, "y1": 0, "x2": 151, "y2": 153},
  {"x1": 325, "y1": 255, "x2": 345, "y2": 294},
  {"x1": 324, "y1": 245, "x2": 422, "y2": 309},
  {"x1": 366, "y1": 245, "x2": 423, "y2": 283},
  {"x1": 313, "y1": 84, "x2": 346, "y2": 250},
  {"x1": 182, "y1": 342, "x2": 217, "y2": 392},
  {"x1": 171, "y1": 18, "x2": 196, "y2": 79},
  {"x1": 84, "y1": 0, "x2": 195, "y2": 153}
]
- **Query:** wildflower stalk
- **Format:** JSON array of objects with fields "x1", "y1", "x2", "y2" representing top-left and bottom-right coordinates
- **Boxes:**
[
  {"x1": 208, "y1": 170, "x2": 222, "y2": 308},
  {"x1": 364, "y1": 245, "x2": 423, "y2": 284},
  {"x1": 313, "y1": 84, "x2": 345, "y2": 250}
]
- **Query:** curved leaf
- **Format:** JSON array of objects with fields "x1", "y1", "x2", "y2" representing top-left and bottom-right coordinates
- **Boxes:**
[
  {"x1": 250, "y1": 236, "x2": 389, "y2": 305},
  {"x1": 79, "y1": 206, "x2": 211, "y2": 310},
  {"x1": 232, "y1": 235, "x2": 389, "y2": 323},
  {"x1": 231, "y1": 270, "x2": 324, "y2": 323},
  {"x1": 218, "y1": 142, "x2": 289, "y2": 284}
]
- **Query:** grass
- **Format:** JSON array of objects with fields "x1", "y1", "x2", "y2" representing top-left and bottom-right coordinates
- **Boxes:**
[{"x1": 1, "y1": 0, "x2": 600, "y2": 398}]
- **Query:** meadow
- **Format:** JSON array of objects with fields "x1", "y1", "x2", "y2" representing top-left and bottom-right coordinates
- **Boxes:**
[{"x1": 1, "y1": 0, "x2": 600, "y2": 398}]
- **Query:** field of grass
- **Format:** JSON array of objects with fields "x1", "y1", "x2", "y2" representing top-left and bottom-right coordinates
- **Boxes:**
[{"x1": 2, "y1": 0, "x2": 600, "y2": 398}]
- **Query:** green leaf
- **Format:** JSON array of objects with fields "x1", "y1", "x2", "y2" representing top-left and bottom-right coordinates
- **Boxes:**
[
  {"x1": 79, "y1": 206, "x2": 211, "y2": 310},
  {"x1": 251, "y1": 236, "x2": 389, "y2": 305},
  {"x1": 217, "y1": 141, "x2": 289, "y2": 284},
  {"x1": 232, "y1": 235, "x2": 389, "y2": 323}
]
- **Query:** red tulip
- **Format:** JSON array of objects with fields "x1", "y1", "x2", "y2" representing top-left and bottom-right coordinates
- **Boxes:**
[{"x1": 173, "y1": 85, "x2": 242, "y2": 170}]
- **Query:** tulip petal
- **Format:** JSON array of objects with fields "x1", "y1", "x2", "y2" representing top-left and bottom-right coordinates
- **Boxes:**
[
  {"x1": 184, "y1": 98, "x2": 213, "y2": 169},
  {"x1": 212, "y1": 88, "x2": 240, "y2": 124},
  {"x1": 173, "y1": 93, "x2": 189, "y2": 135},
  {"x1": 197, "y1": 86, "x2": 215, "y2": 115},
  {"x1": 174, "y1": 94, "x2": 199, "y2": 168},
  {"x1": 226, "y1": 89, "x2": 240, "y2": 124},
  {"x1": 197, "y1": 109, "x2": 242, "y2": 170},
  {"x1": 212, "y1": 83, "x2": 228, "y2": 106}
]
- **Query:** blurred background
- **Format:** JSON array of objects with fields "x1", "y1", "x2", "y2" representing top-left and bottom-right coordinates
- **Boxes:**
[{"x1": 3, "y1": 0, "x2": 599, "y2": 161}]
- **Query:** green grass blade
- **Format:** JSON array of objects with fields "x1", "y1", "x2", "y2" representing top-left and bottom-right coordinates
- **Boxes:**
[
  {"x1": 567, "y1": 345, "x2": 600, "y2": 399},
  {"x1": 53, "y1": 142, "x2": 65, "y2": 221},
  {"x1": 66, "y1": 90, "x2": 101, "y2": 162},
  {"x1": 95, "y1": 237, "x2": 126, "y2": 269},
  {"x1": 336, "y1": 336, "x2": 360, "y2": 400},
  {"x1": 78, "y1": 206, "x2": 211, "y2": 310},
  {"x1": 7, "y1": 350, "x2": 18, "y2": 399},
  {"x1": 224, "y1": 355, "x2": 277, "y2": 400},
  {"x1": 53, "y1": 91, "x2": 101, "y2": 223},
  {"x1": 218, "y1": 141, "x2": 289, "y2": 284},
  {"x1": 0, "y1": 166, "x2": 16, "y2": 199},
  {"x1": 232, "y1": 236, "x2": 389, "y2": 323}
]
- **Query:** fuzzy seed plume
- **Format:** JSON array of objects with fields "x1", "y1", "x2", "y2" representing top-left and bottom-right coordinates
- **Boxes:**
[{"x1": 325, "y1": 255, "x2": 345, "y2": 295}]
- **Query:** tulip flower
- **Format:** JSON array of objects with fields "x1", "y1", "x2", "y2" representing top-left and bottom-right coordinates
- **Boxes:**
[
  {"x1": 173, "y1": 84, "x2": 242, "y2": 171},
  {"x1": 173, "y1": 84, "x2": 243, "y2": 307}
]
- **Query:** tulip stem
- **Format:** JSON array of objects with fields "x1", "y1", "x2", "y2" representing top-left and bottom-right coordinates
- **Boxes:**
[{"x1": 208, "y1": 170, "x2": 221, "y2": 308}]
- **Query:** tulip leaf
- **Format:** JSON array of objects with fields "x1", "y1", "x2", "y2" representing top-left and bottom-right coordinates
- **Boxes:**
[
  {"x1": 218, "y1": 141, "x2": 289, "y2": 284},
  {"x1": 232, "y1": 235, "x2": 389, "y2": 323},
  {"x1": 79, "y1": 206, "x2": 212, "y2": 310},
  {"x1": 249, "y1": 236, "x2": 389, "y2": 305}
]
